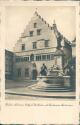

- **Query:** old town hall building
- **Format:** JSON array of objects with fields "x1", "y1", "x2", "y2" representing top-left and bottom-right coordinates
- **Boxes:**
[{"x1": 5, "y1": 11, "x2": 75, "y2": 81}]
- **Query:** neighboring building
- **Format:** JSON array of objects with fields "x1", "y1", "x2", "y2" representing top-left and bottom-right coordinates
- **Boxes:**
[
  {"x1": 5, "y1": 50, "x2": 14, "y2": 80},
  {"x1": 12, "y1": 11, "x2": 73, "y2": 80},
  {"x1": 71, "y1": 38, "x2": 76, "y2": 58}
]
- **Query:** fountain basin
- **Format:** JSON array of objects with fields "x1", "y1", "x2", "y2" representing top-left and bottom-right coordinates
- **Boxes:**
[
  {"x1": 37, "y1": 75, "x2": 64, "y2": 85},
  {"x1": 37, "y1": 75, "x2": 70, "y2": 87}
]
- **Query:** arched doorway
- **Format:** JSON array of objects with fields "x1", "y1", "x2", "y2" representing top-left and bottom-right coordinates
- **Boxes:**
[{"x1": 32, "y1": 63, "x2": 37, "y2": 80}]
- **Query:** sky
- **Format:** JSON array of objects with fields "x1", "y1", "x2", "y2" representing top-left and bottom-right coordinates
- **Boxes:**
[{"x1": 5, "y1": 6, "x2": 76, "y2": 51}]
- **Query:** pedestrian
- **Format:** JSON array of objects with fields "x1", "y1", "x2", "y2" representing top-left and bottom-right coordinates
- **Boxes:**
[{"x1": 32, "y1": 63, "x2": 38, "y2": 80}]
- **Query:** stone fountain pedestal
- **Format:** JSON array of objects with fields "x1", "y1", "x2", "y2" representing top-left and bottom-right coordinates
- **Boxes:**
[{"x1": 29, "y1": 69, "x2": 71, "y2": 92}]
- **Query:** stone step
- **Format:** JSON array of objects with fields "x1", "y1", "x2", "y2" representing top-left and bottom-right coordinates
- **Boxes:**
[
  {"x1": 32, "y1": 87, "x2": 69, "y2": 90},
  {"x1": 43, "y1": 88, "x2": 69, "y2": 90},
  {"x1": 45, "y1": 86, "x2": 63, "y2": 88},
  {"x1": 29, "y1": 84, "x2": 61, "y2": 89},
  {"x1": 45, "y1": 82, "x2": 63, "y2": 84},
  {"x1": 34, "y1": 88, "x2": 72, "y2": 92},
  {"x1": 46, "y1": 84, "x2": 62, "y2": 87},
  {"x1": 30, "y1": 85, "x2": 62, "y2": 89},
  {"x1": 33, "y1": 83, "x2": 61, "y2": 86},
  {"x1": 30, "y1": 84, "x2": 63, "y2": 89},
  {"x1": 46, "y1": 84, "x2": 61, "y2": 86},
  {"x1": 34, "y1": 85, "x2": 63, "y2": 88},
  {"x1": 28, "y1": 81, "x2": 72, "y2": 92}
]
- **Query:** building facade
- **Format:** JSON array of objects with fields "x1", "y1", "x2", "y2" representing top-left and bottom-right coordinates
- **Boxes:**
[
  {"x1": 5, "y1": 50, "x2": 14, "y2": 80},
  {"x1": 71, "y1": 38, "x2": 76, "y2": 58},
  {"x1": 12, "y1": 11, "x2": 73, "y2": 80}
]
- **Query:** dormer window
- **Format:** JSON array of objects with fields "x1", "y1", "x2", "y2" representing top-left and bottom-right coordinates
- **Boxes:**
[
  {"x1": 30, "y1": 31, "x2": 33, "y2": 37},
  {"x1": 34, "y1": 23, "x2": 37, "y2": 28},
  {"x1": 22, "y1": 44, "x2": 25, "y2": 51},
  {"x1": 37, "y1": 29, "x2": 41, "y2": 35}
]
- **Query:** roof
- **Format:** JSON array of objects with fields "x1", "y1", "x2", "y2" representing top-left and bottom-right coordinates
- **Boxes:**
[
  {"x1": 20, "y1": 11, "x2": 52, "y2": 39},
  {"x1": 34, "y1": 11, "x2": 52, "y2": 29},
  {"x1": 18, "y1": 11, "x2": 72, "y2": 47},
  {"x1": 5, "y1": 49, "x2": 14, "y2": 56}
]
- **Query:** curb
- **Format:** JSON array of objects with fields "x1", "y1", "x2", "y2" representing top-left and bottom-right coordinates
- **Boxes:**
[{"x1": 5, "y1": 91, "x2": 76, "y2": 99}]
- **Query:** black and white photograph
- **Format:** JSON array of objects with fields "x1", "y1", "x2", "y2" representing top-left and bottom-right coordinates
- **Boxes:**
[{"x1": 5, "y1": 6, "x2": 76, "y2": 100}]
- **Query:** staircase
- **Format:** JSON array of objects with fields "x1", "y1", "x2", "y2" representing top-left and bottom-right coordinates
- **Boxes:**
[{"x1": 28, "y1": 82, "x2": 72, "y2": 92}]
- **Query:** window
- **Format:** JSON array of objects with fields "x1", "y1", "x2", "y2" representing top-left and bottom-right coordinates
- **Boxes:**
[
  {"x1": 25, "y1": 68, "x2": 29, "y2": 77},
  {"x1": 36, "y1": 55, "x2": 41, "y2": 61},
  {"x1": 30, "y1": 54, "x2": 34, "y2": 61},
  {"x1": 42, "y1": 55, "x2": 47, "y2": 61},
  {"x1": 22, "y1": 44, "x2": 25, "y2": 51},
  {"x1": 33, "y1": 42, "x2": 37, "y2": 49},
  {"x1": 30, "y1": 31, "x2": 33, "y2": 37},
  {"x1": 17, "y1": 68, "x2": 21, "y2": 77},
  {"x1": 16, "y1": 57, "x2": 21, "y2": 62},
  {"x1": 24, "y1": 57, "x2": 29, "y2": 62},
  {"x1": 34, "y1": 23, "x2": 37, "y2": 28},
  {"x1": 21, "y1": 57, "x2": 24, "y2": 62},
  {"x1": 47, "y1": 55, "x2": 50, "y2": 60},
  {"x1": 51, "y1": 54, "x2": 54, "y2": 60},
  {"x1": 37, "y1": 29, "x2": 41, "y2": 35},
  {"x1": 45, "y1": 40, "x2": 49, "y2": 47}
]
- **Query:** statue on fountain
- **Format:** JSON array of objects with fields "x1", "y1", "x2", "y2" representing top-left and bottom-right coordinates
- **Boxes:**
[
  {"x1": 40, "y1": 63, "x2": 47, "y2": 76},
  {"x1": 48, "y1": 64, "x2": 63, "y2": 77}
]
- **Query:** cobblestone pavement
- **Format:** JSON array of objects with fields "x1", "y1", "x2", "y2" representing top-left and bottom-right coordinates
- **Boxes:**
[
  {"x1": 5, "y1": 80, "x2": 76, "y2": 100},
  {"x1": 5, "y1": 80, "x2": 37, "y2": 89}
]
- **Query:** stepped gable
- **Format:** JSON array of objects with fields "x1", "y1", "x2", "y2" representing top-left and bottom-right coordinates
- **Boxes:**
[
  {"x1": 20, "y1": 11, "x2": 52, "y2": 39},
  {"x1": 17, "y1": 10, "x2": 71, "y2": 48},
  {"x1": 34, "y1": 11, "x2": 52, "y2": 29}
]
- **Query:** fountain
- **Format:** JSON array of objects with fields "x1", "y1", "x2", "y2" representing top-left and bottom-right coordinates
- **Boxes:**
[{"x1": 28, "y1": 65, "x2": 71, "y2": 92}]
